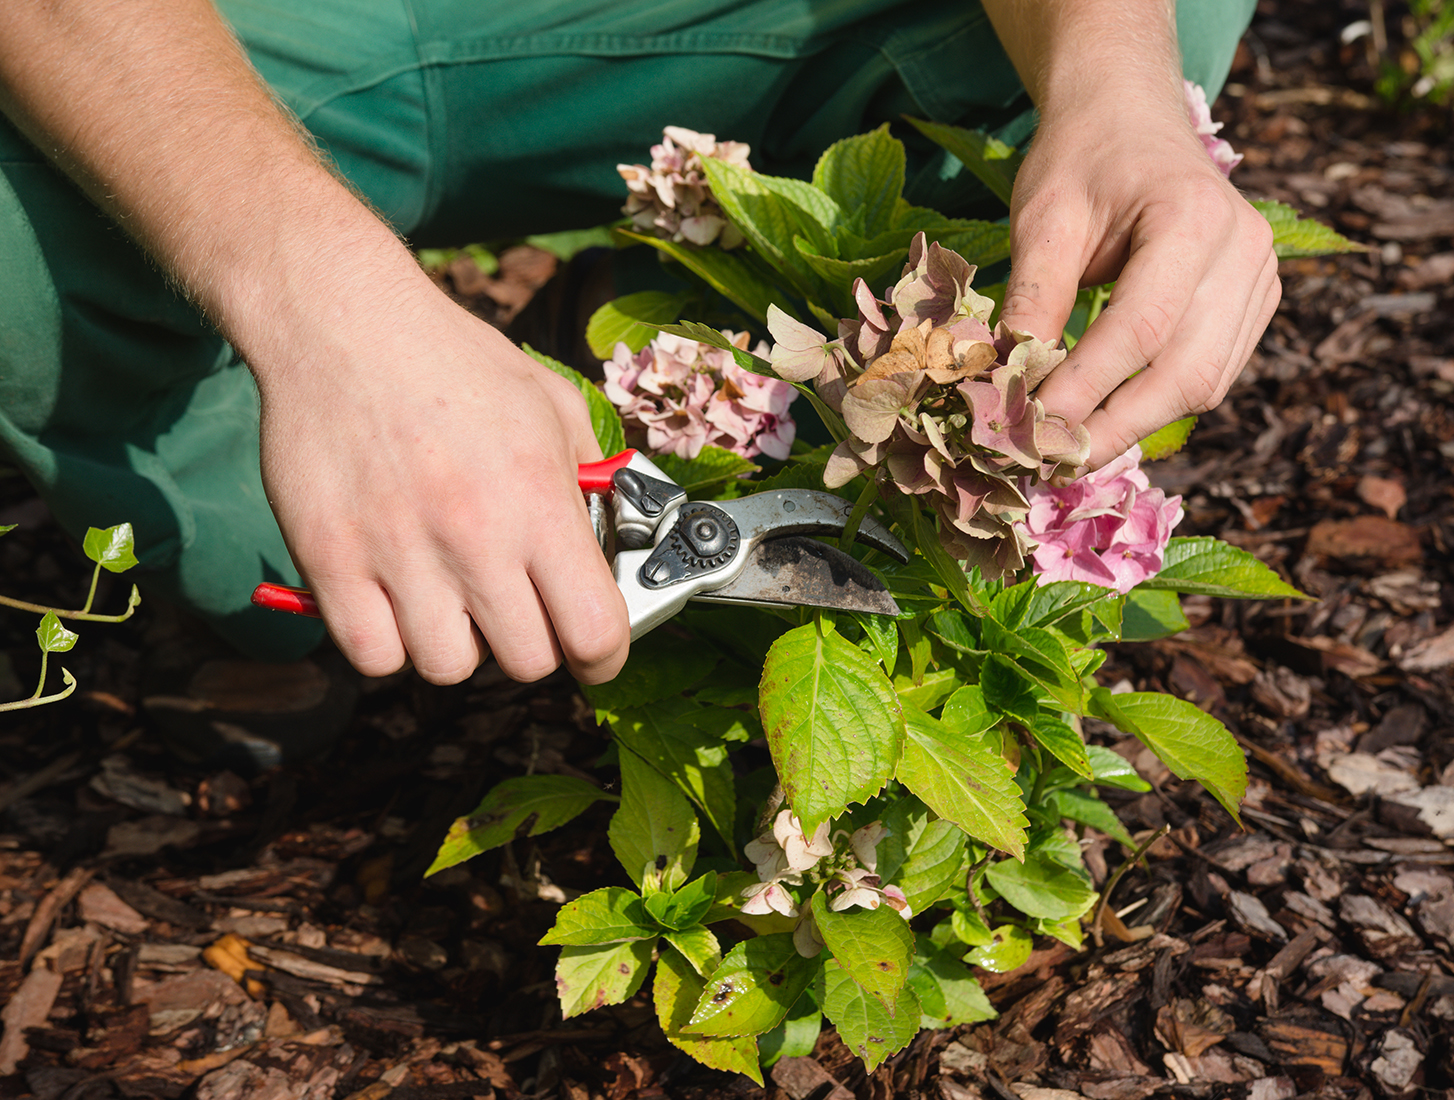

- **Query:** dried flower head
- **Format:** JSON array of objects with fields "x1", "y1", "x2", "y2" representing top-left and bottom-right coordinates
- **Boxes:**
[
  {"x1": 768, "y1": 233, "x2": 1090, "y2": 579},
  {"x1": 617, "y1": 126, "x2": 751, "y2": 248},
  {"x1": 605, "y1": 331, "x2": 797, "y2": 461}
]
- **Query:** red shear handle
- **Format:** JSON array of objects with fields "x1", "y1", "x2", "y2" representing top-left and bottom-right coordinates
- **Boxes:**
[
  {"x1": 252, "y1": 582, "x2": 321, "y2": 618},
  {"x1": 576, "y1": 449, "x2": 637, "y2": 494},
  {"x1": 252, "y1": 451, "x2": 639, "y2": 618}
]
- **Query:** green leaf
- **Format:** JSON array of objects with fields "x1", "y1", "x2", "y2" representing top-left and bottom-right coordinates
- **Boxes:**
[
  {"x1": 652, "y1": 320, "x2": 777, "y2": 377},
  {"x1": 427, "y1": 774, "x2": 614, "y2": 875},
  {"x1": 540, "y1": 887, "x2": 659, "y2": 946},
  {"x1": 819, "y1": 959, "x2": 920, "y2": 1072},
  {"x1": 875, "y1": 799, "x2": 967, "y2": 916},
  {"x1": 902, "y1": 118, "x2": 1023, "y2": 208},
  {"x1": 1086, "y1": 744, "x2": 1152, "y2": 792},
  {"x1": 760, "y1": 621, "x2": 904, "y2": 832},
  {"x1": 585, "y1": 290, "x2": 695, "y2": 359},
  {"x1": 584, "y1": 631, "x2": 720, "y2": 711},
  {"x1": 35, "y1": 611, "x2": 78, "y2": 655},
  {"x1": 83, "y1": 524, "x2": 139, "y2": 573},
  {"x1": 522, "y1": 344, "x2": 626, "y2": 457},
  {"x1": 1136, "y1": 537, "x2": 1308, "y2": 600},
  {"x1": 908, "y1": 939, "x2": 997, "y2": 1029},
  {"x1": 1120, "y1": 587, "x2": 1190, "y2": 642},
  {"x1": 0, "y1": 524, "x2": 16, "y2": 537},
  {"x1": 556, "y1": 939, "x2": 655, "y2": 1019},
  {"x1": 985, "y1": 852, "x2": 1097, "y2": 921},
  {"x1": 979, "y1": 654, "x2": 1042, "y2": 727},
  {"x1": 949, "y1": 907, "x2": 994, "y2": 948},
  {"x1": 1138, "y1": 415, "x2": 1197, "y2": 460},
  {"x1": 645, "y1": 873, "x2": 719, "y2": 932},
  {"x1": 810, "y1": 892, "x2": 914, "y2": 1008},
  {"x1": 610, "y1": 746, "x2": 700, "y2": 892},
  {"x1": 663, "y1": 924, "x2": 723, "y2": 977},
  {"x1": 759, "y1": 996, "x2": 822, "y2": 1069},
  {"x1": 526, "y1": 226, "x2": 615, "y2": 260},
  {"x1": 895, "y1": 667, "x2": 963, "y2": 712},
  {"x1": 652, "y1": 445, "x2": 759, "y2": 494},
  {"x1": 964, "y1": 924, "x2": 1033, "y2": 973},
  {"x1": 993, "y1": 579, "x2": 1117, "y2": 632},
  {"x1": 812, "y1": 124, "x2": 906, "y2": 239},
  {"x1": 687, "y1": 934, "x2": 818, "y2": 1038},
  {"x1": 1089, "y1": 688, "x2": 1247, "y2": 823},
  {"x1": 1251, "y1": 199, "x2": 1366, "y2": 259},
  {"x1": 656, "y1": 946, "x2": 762, "y2": 1083},
  {"x1": 982, "y1": 620, "x2": 1083, "y2": 711},
  {"x1": 1033, "y1": 915, "x2": 1085, "y2": 950},
  {"x1": 1050, "y1": 788, "x2": 1135, "y2": 849},
  {"x1": 896, "y1": 703, "x2": 1027, "y2": 859},
  {"x1": 617, "y1": 228, "x2": 784, "y2": 324},
  {"x1": 605, "y1": 697, "x2": 737, "y2": 848},
  {"x1": 853, "y1": 612, "x2": 899, "y2": 673},
  {"x1": 1027, "y1": 711, "x2": 1092, "y2": 781},
  {"x1": 939, "y1": 684, "x2": 997, "y2": 739},
  {"x1": 795, "y1": 241, "x2": 907, "y2": 312}
]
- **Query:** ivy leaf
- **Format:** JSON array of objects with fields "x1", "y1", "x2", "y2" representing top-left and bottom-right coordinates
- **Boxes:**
[
  {"x1": 1251, "y1": 199, "x2": 1366, "y2": 259},
  {"x1": 1120, "y1": 588, "x2": 1190, "y2": 642},
  {"x1": 1138, "y1": 416, "x2": 1197, "y2": 460},
  {"x1": 521, "y1": 344, "x2": 625, "y2": 458},
  {"x1": 585, "y1": 290, "x2": 695, "y2": 359},
  {"x1": 1136, "y1": 537, "x2": 1309, "y2": 600},
  {"x1": 819, "y1": 959, "x2": 920, "y2": 1072},
  {"x1": 1026, "y1": 711, "x2": 1092, "y2": 781},
  {"x1": 963, "y1": 924, "x2": 1033, "y2": 973},
  {"x1": 36, "y1": 611, "x2": 78, "y2": 655},
  {"x1": 583, "y1": 630, "x2": 721, "y2": 712},
  {"x1": 901, "y1": 117, "x2": 1022, "y2": 208},
  {"x1": 644, "y1": 873, "x2": 719, "y2": 932},
  {"x1": 556, "y1": 939, "x2": 656, "y2": 1019},
  {"x1": 809, "y1": 892, "x2": 914, "y2": 1009},
  {"x1": 908, "y1": 938, "x2": 997, "y2": 1029},
  {"x1": 812, "y1": 124, "x2": 906, "y2": 239},
  {"x1": 985, "y1": 852, "x2": 1097, "y2": 921},
  {"x1": 896, "y1": 703, "x2": 1027, "y2": 859},
  {"x1": 610, "y1": 747, "x2": 700, "y2": 893},
  {"x1": 83, "y1": 524, "x2": 139, "y2": 573},
  {"x1": 540, "y1": 887, "x2": 659, "y2": 946},
  {"x1": 655, "y1": 946, "x2": 763, "y2": 1083},
  {"x1": 875, "y1": 798, "x2": 967, "y2": 916},
  {"x1": 426, "y1": 774, "x2": 615, "y2": 876},
  {"x1": 663, "y1": 924, "x2": 723, "y2": 977},
  {"x1": 760, "y1": 621, "x2": 904, "y2": 832},
  {"x1": 687, "y1": 934, "x2": 819, "y2": 1038},
  {"x1": 616, "y1": 228, "x2": 784, "y2": 325},
  {"x1": 1089, "y1": 688, "x2": 1247, "y2": 824},
  {"x1": 604, "y1": 697, "x2": 737, "y2": 849}
]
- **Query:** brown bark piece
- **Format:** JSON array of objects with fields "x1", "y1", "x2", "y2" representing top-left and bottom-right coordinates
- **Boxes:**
[
  {"x1": 1258, "y1": 1017, "x2": 1347, "y2": 1075},
  {"x1": 78, "y1": 882, "x2": 149, "y2": 934},
  {"x1": 19, "y1": 865, "x2": 95, "y2": 969},
  {"x1": 0, "y1": 965, "x2": 64, "y2": 1074},
  {"x1": 1305, "y1": 515, "x2": 1422, "y2": 571},
  {"x1": 771, "y1": 1056, "x2": 854, "y2": 1100}
]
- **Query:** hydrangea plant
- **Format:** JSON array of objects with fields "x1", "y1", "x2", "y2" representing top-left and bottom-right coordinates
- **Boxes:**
[{"x1": 433, "y1": 112, "x2": 1363, "y2": 1082}]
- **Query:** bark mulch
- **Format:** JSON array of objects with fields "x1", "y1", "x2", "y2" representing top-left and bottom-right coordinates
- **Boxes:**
[{"x1": 2, "y1": 2, "x2": 1453, "y2": 1098}]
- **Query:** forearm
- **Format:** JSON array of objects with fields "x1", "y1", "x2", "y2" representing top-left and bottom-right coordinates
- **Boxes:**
[
  {"x1": 980, "y1": 0, "x2": 1183, "y2": 122},
  {"x1": 0, "y1": 0, "x2": 413, "y2": 372}
]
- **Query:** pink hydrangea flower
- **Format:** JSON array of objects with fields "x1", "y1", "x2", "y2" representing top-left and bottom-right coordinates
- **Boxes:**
[
  {"x1": 604, "y1": 331, "x2": 797, "y2": 461},
  {"x1": 1017, "y1": 444, "x2": 1184, "y2": 593},
  {"x1": 1184, "y1": 80, "x2": 1242, "y2": 177},
  {"x1": 617, "y1": 126, "x2": 751, "y2": 248}
]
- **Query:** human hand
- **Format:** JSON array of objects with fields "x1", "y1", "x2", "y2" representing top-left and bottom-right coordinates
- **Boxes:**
[
  {"x1": 252, "y1": 260, "x2": 630, "y2": 686},
  {"x1": 999, "y1": 90, "x2": 1281, "y2": 469}
]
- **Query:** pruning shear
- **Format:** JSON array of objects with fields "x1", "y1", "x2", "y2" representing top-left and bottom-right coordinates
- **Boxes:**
[{"x1": 252, "y1": 449, "x2": 909, "y2": 639}]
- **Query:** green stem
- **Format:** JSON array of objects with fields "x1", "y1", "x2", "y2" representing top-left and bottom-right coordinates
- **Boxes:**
[
  {"x1": 839, "y1": 476, "x2": 880, "y2": 555},
  {"x1": 0, "y1": 590, "x2": 138, "y2": 623},
  {"x1": 0, "y1": 676, "x2": 76, "y2": 712},
  {"x1": 1085, "y1": 284, "x2": 1112, "y2": 329},
  {"x1": 81, "y1": 563, "x2": 101, "y2": 615},
  {"x1": 31, "y1": 650, "x2": 48, "y2": 700}
]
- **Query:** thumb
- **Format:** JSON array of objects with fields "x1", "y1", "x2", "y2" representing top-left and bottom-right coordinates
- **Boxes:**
[{"x1": 997, "y1": 207, "x2": 1087, "y2": 349}]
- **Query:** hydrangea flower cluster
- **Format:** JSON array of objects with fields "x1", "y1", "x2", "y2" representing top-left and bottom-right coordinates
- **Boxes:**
[
  {"x1": 604, "y1": 331, "x2": 797, "y2": 461},
  {"x1": 741, "y1": 810, "x2": 910, "y2": 958},
  {"x1": 1184, "y1": 80, "x2": 1242, "y2": 178},
  {"x1": 767, "y1": 233, "x2": 1091, "y2": 579},
  {"x1": 1017, "y1": 444, "x2": 1184, "y2": 593},
  {"x1": 617, "y1": 126, "x2": 751, "y2": 248}
]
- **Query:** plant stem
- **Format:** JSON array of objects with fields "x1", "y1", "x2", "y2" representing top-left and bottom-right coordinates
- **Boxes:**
[
  {"x1": 81, "y1": 563, "x2": 101, "y2": 614},
  {"x1": 1089, "y1": 823, "x2": 1169, "y2": 947},
  {"x1": 1, "y1": 671, "x2": 76, "y2": 712},
  {"x1": 965, "y1": 850, "x2": 993, "y2": 927},
  {"x1": 0, "y1": 591, "x2": 137, "y2": 623},
  {"x1": 31, "y1": 650, "x2": 48, "y2": 700},
  {"x1": 1085, "y1": 284, "x2": 1112, "y2": 329}
]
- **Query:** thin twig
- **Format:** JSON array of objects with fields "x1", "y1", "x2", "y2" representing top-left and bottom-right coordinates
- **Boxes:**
[{"x1": 1091, "y1": 824, "x2": 1169, "y2": 948}]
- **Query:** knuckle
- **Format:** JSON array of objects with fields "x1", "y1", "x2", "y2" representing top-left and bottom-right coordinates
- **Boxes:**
[
  {"x1": 1127, "y1": 301, "x2": 1177, "y2": 362},
  {"x1": 1175, "y1": 360, "x2": 1224, "y2": 414},
  {"x1": 497, "y1": 648, "x2": 561, "y2": 684}
]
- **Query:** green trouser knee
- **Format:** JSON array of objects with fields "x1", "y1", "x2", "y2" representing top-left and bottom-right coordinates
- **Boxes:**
[{"x1": 0, "y1": 0, "x2": 1252, "y2": 661}]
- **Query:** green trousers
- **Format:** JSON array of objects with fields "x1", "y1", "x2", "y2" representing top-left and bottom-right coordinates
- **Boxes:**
[{"x1": 0, "y1": 0, "x2": 1253, "y2": 660}]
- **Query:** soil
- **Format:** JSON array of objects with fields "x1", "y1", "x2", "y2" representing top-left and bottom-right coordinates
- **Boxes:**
[{"x1": 2, "y1": 2, "x2": 1453, "y2": 1099}]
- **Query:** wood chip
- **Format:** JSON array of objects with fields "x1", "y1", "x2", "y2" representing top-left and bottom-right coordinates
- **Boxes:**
[
  {"x1": 0, "y1": 965, "x2": 63, "y2": 1074},
  {"x1": 19, "y1": 864, "x2": 95, "y2": 968},
  {"x1": 78, "y1": 881, "x2": 149, "y2": 934},
  {"x1": 772, "y1": 1056, "x2": 854, "y2": 1100}
]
